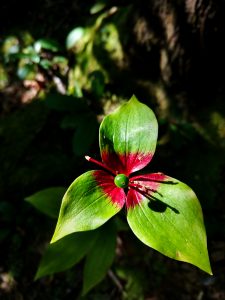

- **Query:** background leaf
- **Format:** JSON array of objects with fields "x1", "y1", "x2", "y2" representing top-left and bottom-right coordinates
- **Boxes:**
[
  {"x1": 34, "y1": 38, "x2": 60, "y2": 53},
  {"x1": 35, "y1": 230, "x2": 98, "y2": 279},
  {"x1": 25, "y1": 187, "x2": 66, "y2": 218},
  {"x1": 82, "y1": 221, "x2": 117, "y2": 295},
  {"x1": 66, "y1": 27, "x2": 91, "y2": 51}
]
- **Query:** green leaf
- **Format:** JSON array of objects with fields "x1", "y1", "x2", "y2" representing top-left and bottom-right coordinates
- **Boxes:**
[
  {"x1": 11, "y1": 52, "x2": 40, "y2": 63},
  {"x1": 0, "y1": 64, "x2": 9, "y2": 89},
  {"x1": 90, "y1": 2, "x2": 106, "y2": 14},
  {"x1": 127, "y1": 175, "x2": 212, "y2": 274},
  {"x1": 25, "y1": 187, "x2": 66, "y2": 218},
  {"x1": 99, "y1": 95, "x2": 158, "y2": 174},
  {"x1": 116, "y1": 266, "x2": 147, "y2": 300},
  {"x1": 39, "y1": 59, "x2": 53, "y2": 69},
  {"x1": 66, "y1": 27, "x2": 91, "y2": 51},
  {"x1": 34, "y1": 39, "x2": 60, "y2": 53},
  {"x1": 17, "y1": 64, "x2": 36, "y2": 80},
  {"x1": 89, "y1": 70, "x2": 105, "y2": 98},
  {"x1": 51, "y1": 171, "x2": 123, "y2": 243},
  {"x1": 2, "y1": 36, "x2": 20, "y2": 56},
  {"x1": 52, "y1": 55, "x2": 68, "y2": 65},
  {"x1": 35, "y1": 231, "x2": 97, "y2": 279},
  {"x1": 66, "y1": 27, "x2": 84, "y2": 49},
  {"x1": 82, "y1": 221, "x2": 117, "y2": 295}
]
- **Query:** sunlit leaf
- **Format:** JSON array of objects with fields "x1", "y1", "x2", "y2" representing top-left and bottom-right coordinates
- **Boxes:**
[
  {"x1": 99, "y1": 95, "x2": 158, "y2": 175},
  {"x1": 10, "y1": 52, "x2": 40, "y2": 63},
  {"x1": 51, "y1": 171, "x2": 124, "y2": 243},
  {"x1": 90, "y1": 2, "x2": 106, "y2": 14},
  {"x1": 66, "y1": 27, "x2": 91, "y2": 51},
  {"x1": 0, "y1": 64, "x2": 9, "y2": 89},
  {"x1": 34, "y1": 39, "x2": 60, "y2": 53},
  {"x1": 17, "y1": 64, "x2": 36, "y2": 80},
  {"x1": 2, "y1": 36, "x2": 19, "y2": 56},
  {"x1": 39, "y1": 59, "x2": 53, "y2": 69},
  {"x1": 127, "y1": 174, "x2": 212, "y2": 274}
]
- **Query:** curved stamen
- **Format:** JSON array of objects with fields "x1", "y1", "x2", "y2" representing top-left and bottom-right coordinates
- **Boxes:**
[{"x1": 85, "y1": 156, "x2": 116, "y2": 176}]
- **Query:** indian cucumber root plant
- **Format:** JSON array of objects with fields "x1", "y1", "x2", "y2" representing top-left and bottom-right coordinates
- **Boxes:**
[{"x1": 46, "y1": 95, "x2": 211, "y2": 293}]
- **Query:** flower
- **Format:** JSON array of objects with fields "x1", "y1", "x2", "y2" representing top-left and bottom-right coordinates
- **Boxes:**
[
  {"x1": 84, "y1": 155, "x2": 166, "y2": 209},
  {"x1": 51, "y1": 95, "x2": 211, "y2": 274}
]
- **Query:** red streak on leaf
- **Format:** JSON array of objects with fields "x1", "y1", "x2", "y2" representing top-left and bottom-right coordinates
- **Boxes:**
[
  {"x1": 126, "y1": 189, "x2": 142, "y2": 208},
  {"x1": 127, "y1": 173, "x2": 167, "y2": 209},
  {"x1": 93, "y1": 170, "x2": 126, "y2": 208},
  {"x1": 101, "y1": 151, "x2": 153, "y2": 176}
]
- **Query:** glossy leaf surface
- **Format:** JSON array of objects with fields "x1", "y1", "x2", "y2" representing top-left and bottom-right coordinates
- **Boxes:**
[
  {"x1": 99, "y1": 95, "x2": 158, "y2": 175},
  {"x1": 35, "y1": 231, "x2": 97, "y2": 279},
  {"x1": 127, "y1": 174, "x2": 212, "y2": 274},
  {"x1": 82, "y1": 221, "x2": 117, "y2": 295},
  {"x1": 51, "y1": 170, "x2": 124, "y2": 243}
]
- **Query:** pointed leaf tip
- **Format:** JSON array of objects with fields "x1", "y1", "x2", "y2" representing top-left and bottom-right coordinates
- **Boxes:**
[
  {"x1": 129, "y1": 94, "x2": 138, "y2": 103},
  {"x1": 127, "y1": 174, "x2": 212, "y2": 274},
  {"x1": 51, "y1": 170, "x2": 124, "y2": 242},
  {"x1": 99, "y1": 95, "x2": 158, "y2": 175}
]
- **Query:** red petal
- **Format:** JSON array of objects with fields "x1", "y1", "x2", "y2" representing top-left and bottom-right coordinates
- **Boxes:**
[
  {"x1": 101, "y1": 151, "x2": 153, "y2": 176},
  {"x1": 93, "y1": 170, "x2": 126, "y2": 208},
  {"x1": 127, "y1": 173, "x2": 167, "y2": 208}
]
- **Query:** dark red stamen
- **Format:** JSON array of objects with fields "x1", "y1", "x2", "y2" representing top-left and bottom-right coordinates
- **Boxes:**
[{"x1": 85, "y1": 156, "x2": 116, "y2": 176}]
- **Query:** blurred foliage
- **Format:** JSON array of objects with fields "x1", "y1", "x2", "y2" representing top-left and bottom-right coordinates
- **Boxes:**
[{"x1": 0, "y1": 0, "x2": 225, "y2": 299}]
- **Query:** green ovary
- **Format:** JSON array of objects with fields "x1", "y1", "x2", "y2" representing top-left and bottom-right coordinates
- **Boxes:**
[{"x1": 114, "y1": 174, "x2": 129, "y2": 188}]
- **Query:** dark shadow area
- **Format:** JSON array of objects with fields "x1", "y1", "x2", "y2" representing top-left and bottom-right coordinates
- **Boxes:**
[
  {"x1": 148, "y1": 196, "x2": 179, "y2": 214},
  {"x1": 131, "y1": 185, "x2": 179, "y2": 214}
]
